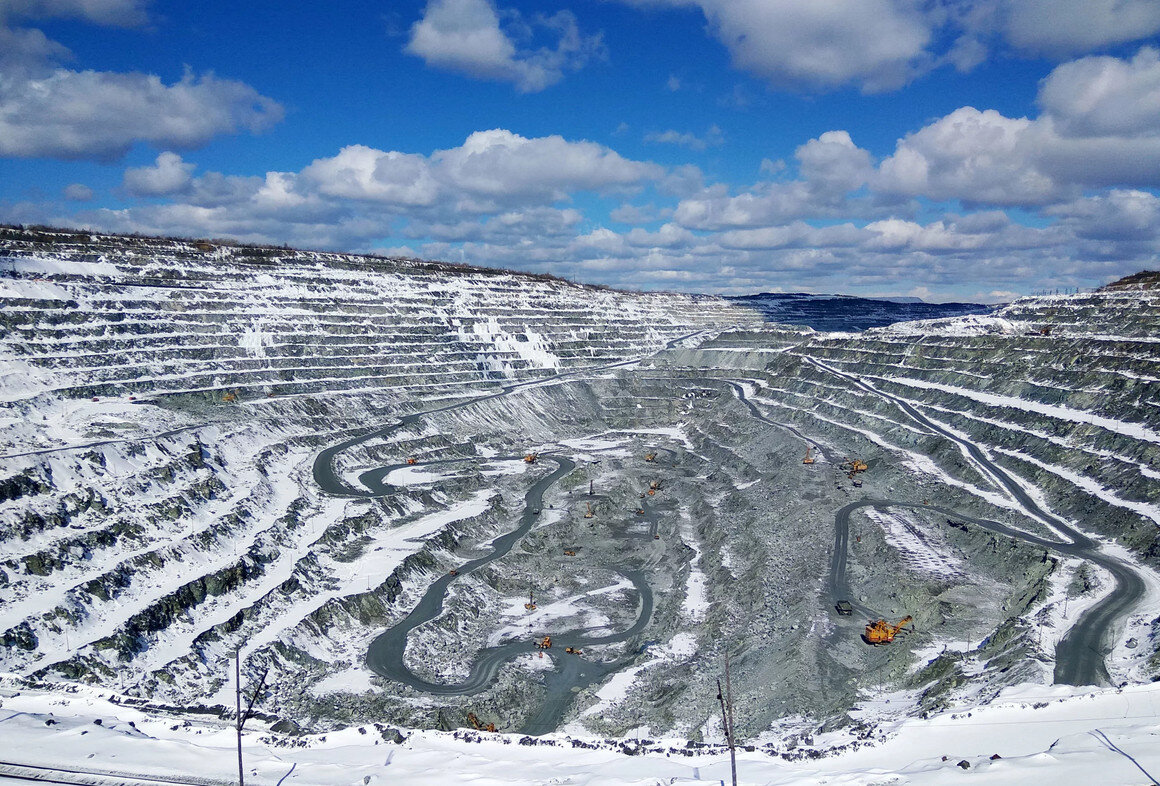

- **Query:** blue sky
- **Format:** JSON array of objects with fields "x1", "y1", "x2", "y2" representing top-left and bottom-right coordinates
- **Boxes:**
[{"x1": 2, "y1": 1, "x2": 1160, "y2": 301}]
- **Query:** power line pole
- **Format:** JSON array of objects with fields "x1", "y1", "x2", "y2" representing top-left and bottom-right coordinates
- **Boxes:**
[
  {"x1": 725, "y1": 652, "x2": 738, "y2": 786},
  {"x1": 235, "y1": 652, "x2": 268, "y2": 786},
  {"x1": 717, "y1": 652, "x2": 738, "y2": 786}
]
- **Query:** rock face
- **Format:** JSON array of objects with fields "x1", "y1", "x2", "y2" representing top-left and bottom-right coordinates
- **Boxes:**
[{"x1": 1, "y1": 226, "x2": 1158, "y2": 742}]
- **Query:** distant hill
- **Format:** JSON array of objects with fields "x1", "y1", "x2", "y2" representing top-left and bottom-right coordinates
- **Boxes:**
[
  {"x1": 726, "y1": 291, "x2": 992, "y2": 331},
  {"x1": 1102, "y1": 270, "x2": 1160, "y2": 291}
]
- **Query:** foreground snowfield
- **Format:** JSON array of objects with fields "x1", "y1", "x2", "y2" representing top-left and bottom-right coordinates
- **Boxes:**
[{"x1": 3, "y1": 680, "x2": 1160, "y2": 784}]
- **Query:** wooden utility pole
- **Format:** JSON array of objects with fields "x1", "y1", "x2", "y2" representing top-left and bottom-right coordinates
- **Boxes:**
[
  {"x1": 709, "y1": 663, "x2": 737, "y2": 786},
  {"x1": 724, "y1": 652, "x2": 738, "y2": 786},
  {"x1": 235, "y1": 653, "x2": 268, "y2": 786}
]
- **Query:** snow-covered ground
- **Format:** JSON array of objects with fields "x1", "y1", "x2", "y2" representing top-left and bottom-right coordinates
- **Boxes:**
[{"x1": 3, "y1": 680, "x2": 1160, "y2": 785}]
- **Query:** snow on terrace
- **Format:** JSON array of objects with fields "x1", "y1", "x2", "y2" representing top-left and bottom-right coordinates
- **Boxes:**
[
  {"x1": 207, "y1": 490, "x2": 498, "y2": 705},
  {"x1": 875, "y1": 375, "x2": 1160, "y2": 446}
]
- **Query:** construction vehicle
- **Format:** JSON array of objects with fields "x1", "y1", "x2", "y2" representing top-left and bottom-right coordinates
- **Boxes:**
[
  {"x1": 645, "y1": 452, "x2": 656, "y2": 462},
  {"x1": 406, "y1": 456, "x2": 417, "y2": 465},
  {"x1": 449, "y1": 569, "x2": 459, "y2": 576},
  {"x1": 524, "y1": 590, "x2": 537, "y2": 611},
  {"x1": 843, "y1": 458, "x2": 868, "y2": 474},
  {"x1": 584, "y1": 502, "x2": 595, "y2": 519},
  {"x1": 648, "y1": 480, "x2": 662, "y2": 496},
  {"x1": 536, "y1": 635, "x2": 552, "y2": 649},
  {"x1": 635, "y1": 507, "x2": 646, "y2": 515},
  {"x1": 803, "y1": 445, "x2": 815, "y2": 464},
  {"x1": 564, "y1": 549, "x2": 576, "y2": 557},
  {"x1": 564, "y1": 647, "x2": 583, "y2": 655},
  {"x1": 524, "y1": 453, "x2": 538, "y2": 464},
  {"x1": 222, "y1": 390, "x2": 237, "y2": 403},
  {"x1": 835, "y1": 600, "x2": 853, "y2": 616},
  {"x1": 467, "y1": 713, "x2": 496, "y2": 733},
  {"x1": 863, "y1": 616, "x2": 913, "y2": 645},
  {"x1": 853, "y1": 479, "x2": 862, "y2": 488}
]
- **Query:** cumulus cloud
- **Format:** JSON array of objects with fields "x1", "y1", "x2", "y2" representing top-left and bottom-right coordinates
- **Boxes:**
[
  {"x1": 1047, "y1": 189, "x2": 1160, "y2": 242},
  {"x1": 1038, "y1": 47, "x2": 1160, "y2": 138},
  {"x1": 671, "y1": 130, "x2": 878, "y2": 230},
  {"x1": 123, "y1": 151, "x2": 195, "y2": 196},
  {"x1": 998, "y1": 0, "x2": 1160, "y2": 56},
  {"x1": 875, "y1": 107, "x2": 1057, "y2": 205},
  {"x1": 0, "y1": 67, "x2": 284, "y2": 160},
  {"x1": 873, "y1": 48, "x2": 1160, "y2": 205},
  {"x1": 619, "y1": 1, "x2": 1160, "y2": 93},
  {"x1": 405, "y1": 0, "x2": 603, "y2": 92}
]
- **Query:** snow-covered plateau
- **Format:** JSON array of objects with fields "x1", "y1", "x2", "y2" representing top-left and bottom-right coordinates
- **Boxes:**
[{"x1": 2, "y1": 227, "x2": 1159, "y2": 784}]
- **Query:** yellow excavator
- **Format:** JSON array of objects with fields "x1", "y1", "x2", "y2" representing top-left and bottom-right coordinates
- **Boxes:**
[
  {"x1": 467, "y1": 712, "x2": 496, "y2": 733},
  {"x1": 524, "y1": 590, "x2": 537, "y2": 611},
  {"x1": 524, "y1": 453, "x2": 539, "y2": 464},
  {"x1": 645, "y1": 452, "x2": 656, "y2": 462},
  {"x1": 647, "y1": 480, "x2": 662, "y2": 496},
  {"x1": 803, "y1": 445, "x2": 815, "y2": 465},
  {"x1": 844, "y1": 458, "x2": 868, "y2": 473},
  {"x1": 536, "y1": 635, "x2": 552, "y2": 649},
  {"x1": 863, "y1": 616, "x2": 913, "y2": 645},
  {"x1": 584, "y1": 502, "x2": 595, "y2": 519},
  {"x1": 406, "y1": 456, "x2": 417, "y2": 465}
]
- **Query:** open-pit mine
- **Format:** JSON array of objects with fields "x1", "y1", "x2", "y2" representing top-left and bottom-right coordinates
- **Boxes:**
[{"x1": 2, "y1": 226, "x2": 1158, "y2": 749}]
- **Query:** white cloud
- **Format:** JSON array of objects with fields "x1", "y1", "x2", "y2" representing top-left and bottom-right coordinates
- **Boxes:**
[
  {"x1": 794, "y1": 130, "x2": 872, "y2": 197},
  {"x1": 0, "y1": 0, "x2": 150, "y2": 27},
  {"x1": 874, "y1": 48, "x2": 1160, "y2": 204},
  {"x1": 0, "y1": 66, "x2": 283, "y2": 161},
  {"x1": 432, "y1": 128, "x2": 662, "y2": 203},
  {"x1": 0, "y1": 24, "x2": 68, "y2": 72},
  {"x1": 1038, "y1": 47, "x2": 1160, "y2": 138},
  {"x1": 123, "y1": 151, "x2": 195, "y2": 196},
  {"x1": 698, "y1": 0, "x2": 932, "y2": 92},
  {"x1": 671, "y1": 130, "x2": 877, "y2": 229},
  {"x1": 405, "y1": 0, "x2": 602, "y2": 92},
  {"x1": 1047, "y1": 189, "x2": 1160, "y2": 242},
  {"x1": 998, "y1": 0, "x2": 1160, "y2": 56},
  {"x1": 875, "y1": 107, "x2": 1058, "y2": 205},
  {"x1": 619, "y1": 0, "x2": 934, "y2": 92},
  {"x1": 644, "y1": 125, "x2": 724, "y2": 151},
  {"x1": 300, "y1": 145, "x2": 440, "y2": 206},
  {"x1": 619, "y1": 1, "x2": 1160, "y2": 95},
  {"x1": 63, "y1": 182, "x2": 92, "y2": 201}
]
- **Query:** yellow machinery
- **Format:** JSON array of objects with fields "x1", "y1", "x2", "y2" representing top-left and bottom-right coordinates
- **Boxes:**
[
  {"x1": 524, "y1": 453, "x2": 538, "y2": 464},
  {"x1": 536, "y1": 635, "x2": 552, "y2": 649},
  {"x1": 467, "y1": 713, "x2": 496, "y2": 733},
  {"x1": 645, "y1": 452, "x2": 656, "y2": 462},
  {"x1": 863, "y1": 616, "x2": 913, "y2": 645},
  {"x1": 222, "y1": 390, "x2": 237, "y2": 403},
  {"x1": 647, "y1": 480, "x2": 662, "y2": 496},
  {"x1": 564, "y1": 549, "x2": 576, "y2": 556},
  {"x1": 584, "y1": 502, "x2": 595, "y2": 519},
  {"x1": 524, "y1": 590, "x2": 536, "y2": 611},
  {"x1": 406, "y1": 456, "x2": 417, "y2": 465},
  {"x1": 635, "y1": 507, "x2": 646, "y2": 515},
  {"x1": 803, "y1": 446, "x2": 815, "y2": 464},
  {"x1": 564, "y1": 647, "x2": 583, "y2": 655}
]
